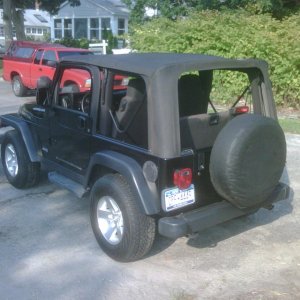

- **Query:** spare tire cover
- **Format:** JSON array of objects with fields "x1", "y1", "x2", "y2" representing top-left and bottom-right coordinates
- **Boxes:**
[{"x1": 210, "y1": 114, "x2": 286, "y2": 208}]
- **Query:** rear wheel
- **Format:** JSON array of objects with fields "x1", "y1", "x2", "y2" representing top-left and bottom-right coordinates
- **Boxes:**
[
  {"x1": 12, "y1": 75, "x2": 28, "y2": 97},
  {"x1": 1, "y1": 130, "x2": 40, "y2": 188},
  {"x1": 90, "y1": 174, "x2": 156, "y2": 262}
]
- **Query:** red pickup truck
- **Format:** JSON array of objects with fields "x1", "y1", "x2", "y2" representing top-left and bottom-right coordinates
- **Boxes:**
[{"x1": 3, "y1": 41, "x2": 94, "y2": 96}]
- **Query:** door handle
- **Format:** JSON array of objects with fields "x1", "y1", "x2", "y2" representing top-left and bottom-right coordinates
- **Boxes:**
[
  {"x1": 38, "y1": 68, "x2": 42, "y2": 71},
  {"x1": 78, "y1": 116, "x2": 87, "y2": 129}
]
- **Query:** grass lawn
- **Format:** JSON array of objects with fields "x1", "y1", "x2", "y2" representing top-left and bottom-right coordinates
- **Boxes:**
[{"x1": 279, "y1": 118, "x2": 300, "y2": 134}]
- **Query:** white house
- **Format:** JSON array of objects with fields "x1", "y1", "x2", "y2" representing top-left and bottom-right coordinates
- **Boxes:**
[
  {"x1": 0, "y1": 9, "x2": 51, "y2": 45},
  {"x1": 51, "y1": 0, "x2": 129, "y2": 41},
  {"x1": 23, "y1": 9, "x2": 51, "y2": 39}
]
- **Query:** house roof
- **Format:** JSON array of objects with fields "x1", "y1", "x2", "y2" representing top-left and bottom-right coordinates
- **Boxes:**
[
  {"x1": 0, "y1": 9, "x2": 50, "y2": 28},
  {"x1": 91, "y1": 0, "x2": 129, "y2": 15},
  {"x1": 24, "y1": 9, "x2": 50, "y2": 27},
  {"x1": 59, "y1": 0, "x2": 129, "y2": 16}
]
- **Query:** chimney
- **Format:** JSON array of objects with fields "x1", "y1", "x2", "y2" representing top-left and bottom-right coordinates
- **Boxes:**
[{"x1": 35, "y1": 0, "x2": 40, "y2": 11}]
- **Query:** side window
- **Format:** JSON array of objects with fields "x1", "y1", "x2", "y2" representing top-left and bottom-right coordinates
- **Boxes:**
[
  {"x1": 42, "y1": 50, "x2": 57, "y2": 65},
  {"x1": 108, "y1": 73, "x2": 148, "y2": 149},
  {"x1": 55, "y1": 67, "x2": 92, "y2": 115},
  {"x1": 34, "y1": 49, "x2": 44, "y2": 64}
]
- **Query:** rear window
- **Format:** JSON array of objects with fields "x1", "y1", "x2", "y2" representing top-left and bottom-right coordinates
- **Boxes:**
[
  {"x1": 57, "y1": 51, "x2": 93, "y2": 60},
  {"x1": 13, "y1": 47, "x2": 34, "y2": 58}
]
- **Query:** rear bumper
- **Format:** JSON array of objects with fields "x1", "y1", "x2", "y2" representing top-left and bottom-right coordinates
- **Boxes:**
[{"x1": 158, "y1": 182, "x2": 290, "y2": 239}]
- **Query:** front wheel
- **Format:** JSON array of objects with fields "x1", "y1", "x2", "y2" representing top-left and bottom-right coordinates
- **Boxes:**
[
  {"x1": 90, "y1": 174, "x2": 156, "y2": 262},
  {"x1": 1, "y1": 130, "x2": 40, "y2": 188},
  {"x1": 12, "y1": 75, "x2": 28, "y2": 97}
]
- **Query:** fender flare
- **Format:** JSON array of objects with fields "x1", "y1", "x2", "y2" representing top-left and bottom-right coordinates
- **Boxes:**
[
  {"x1": 85, "y1": 151, "x2": 160, "y2": 215},
  {"x1": 0, "y1": 114, "x2": 40, "y2": 162}
]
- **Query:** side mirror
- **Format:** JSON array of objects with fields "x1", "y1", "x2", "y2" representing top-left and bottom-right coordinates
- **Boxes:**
[
  {"x1": 46, "y1": 60, "x2": 57, "y2": 68},
  {"x1": 36, "y1": 76, "x2": 52, "y2": 106},
  {"x1": 37, "y1": 76, "x2": 52, "y2": 89}
]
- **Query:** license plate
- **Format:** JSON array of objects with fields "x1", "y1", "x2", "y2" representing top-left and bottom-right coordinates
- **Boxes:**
[{"x1": 162, "y1": 185, "x2": 195, "y2": 212}]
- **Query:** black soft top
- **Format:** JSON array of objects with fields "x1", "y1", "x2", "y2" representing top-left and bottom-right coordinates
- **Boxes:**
[
  {"x1": 62, "y1": 53, "x2": 269, "y2": 77},
  {"x1": 61, "y1": 53, "x2": 273, "y2": 158}
]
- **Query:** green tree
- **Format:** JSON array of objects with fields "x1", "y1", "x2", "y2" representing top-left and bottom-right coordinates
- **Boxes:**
[
  {"x1": 0, "y1": 0, "x2": 80, "y2": 47},
  {"x1": 122, "y1": 0, "x2": 300, "y2": 23}
]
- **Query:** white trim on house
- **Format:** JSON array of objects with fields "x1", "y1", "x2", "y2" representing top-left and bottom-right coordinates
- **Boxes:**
[{"x1": 50, "y1": 0, "x2": 129, "y2": 41}]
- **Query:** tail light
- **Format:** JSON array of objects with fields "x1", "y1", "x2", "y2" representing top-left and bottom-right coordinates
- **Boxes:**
[
  {"x1": 231, "y1": 105, "x2": 249, "y2": 115},
  {"x1": 173, "y1": 168, "x2": 192, "y2": 190},
  {"x1": 84, "y1": 78, "x2": 92, "y2": 88}
]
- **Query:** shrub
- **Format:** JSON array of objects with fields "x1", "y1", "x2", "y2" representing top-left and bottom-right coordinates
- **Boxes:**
[
  {"x1": 55, "y1": 34, "x2": 122, "y2": 54},
  {"x1": 54, "y1": 38, "x2": 89, "y2": 49},
  {"x1": 130, "y1": 10, "x2": 300, "y2": 107}
]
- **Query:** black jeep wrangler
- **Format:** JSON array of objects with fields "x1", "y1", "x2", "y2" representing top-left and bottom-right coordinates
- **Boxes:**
[{"x1": 0, "y1": 53, "x2": 289, "y2": 262}]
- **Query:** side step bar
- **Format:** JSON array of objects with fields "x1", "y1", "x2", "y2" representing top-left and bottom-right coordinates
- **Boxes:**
[{"x1": 48, "y1": 171, "x2": 88, "y2": 198}]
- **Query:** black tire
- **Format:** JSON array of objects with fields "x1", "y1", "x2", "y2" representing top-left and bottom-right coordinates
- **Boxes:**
[
  {"x1": 90, "y1": 174, "x2": 156, "y2": 262},
  {"x1": 210, "y1": 114, "x2": 286, "y2": 209},
  {"x1": 12, "y1": 75, "x2": 28, "y2": 97},
  {"x1": 1, "y1": 130, "x2": 40, "y2": 189}
]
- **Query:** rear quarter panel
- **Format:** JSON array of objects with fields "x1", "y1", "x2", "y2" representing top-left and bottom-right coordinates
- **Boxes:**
[{"x1": 3, "y1": 57, "x2": 33, "y2": 88}]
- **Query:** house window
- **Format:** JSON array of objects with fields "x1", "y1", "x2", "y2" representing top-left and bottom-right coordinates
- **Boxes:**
[
  {"x1": 32, "y1": 28, "x2": 37, "y2": 34},
  {"x1": 64, "y1": 19, "x2": 72, "y2": 38},
  {"x1": 118, "y1": 18, "x2": 125, "y2": 35},
  {"x1": 0, "y1": 26, "x2": 4, "y2": 37},
  {"x1": 90, "y1": 18, "x2": 99, "y2": 40},
  {"x1": 75, "y1": 18, "x2": 87, "y2": 39},
  {"x1": 54, "y1": 19, "x2": 62, "y2": 39},
  {"x1": 38, "y1": 28, "x2": 42, "y2": 34},
  {"x1": 26, "y1": 27, "x2": 31, "y2": 34},
  {"x1": 101, "y1": 18, "x2": 111, "y2": 40}
]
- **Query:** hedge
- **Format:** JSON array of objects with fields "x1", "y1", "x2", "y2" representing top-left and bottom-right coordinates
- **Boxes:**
[{"x1": 130, "y1": 10, "x2": 300, "y2": 107}]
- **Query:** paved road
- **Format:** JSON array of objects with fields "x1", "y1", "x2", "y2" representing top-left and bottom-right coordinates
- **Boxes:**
[
  {"x1": 0, "y1": 78, "x2": 35, "y2": 115},
  {"x1": 0, "y1": 80, "x2": 299, "y2": 299}
]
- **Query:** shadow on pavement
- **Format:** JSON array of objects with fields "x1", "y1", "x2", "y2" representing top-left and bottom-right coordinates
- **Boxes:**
[{"x1": 187, "y1": 185, "x2": 294, "y2": 249}]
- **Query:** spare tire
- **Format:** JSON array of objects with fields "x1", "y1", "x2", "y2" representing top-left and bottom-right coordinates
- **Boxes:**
[{"x1": 210, "y1": 114, "x2": 286, "y2": 209}]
